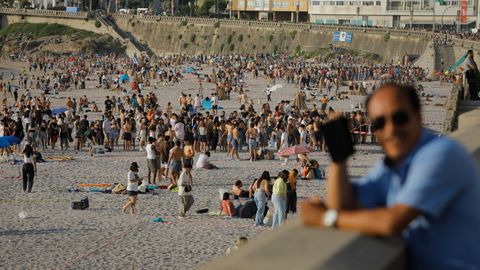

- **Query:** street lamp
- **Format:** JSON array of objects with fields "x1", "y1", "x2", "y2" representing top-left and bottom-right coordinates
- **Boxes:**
[
  {"x1": 441, "y1": 5, "x2": 457, "y2": 31},
  {"x1": 296, "y1": 1, "x2": 300, "y2": 23},
  {"x1": 188, "y1": 1, "x2": 191, "y2": 16}
]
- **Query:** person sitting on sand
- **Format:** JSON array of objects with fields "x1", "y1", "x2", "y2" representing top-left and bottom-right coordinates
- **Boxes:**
[
  {"x1": 195, "y1": 151, "x2": 218, "y2": 169},
  {"x1": 232, "y1": 180, "x2": 250, "y2": 198},
  {"x1": 123, "y1": 162, "x2": 143, "y2": 214},
  {"x1": 219, "y1": 192, "x2": 242, "y2": 218},
  {"x1": 92, "y1": 102, "x2": 99, "y2": 112},
  {"x1": 226, "y1": 237, "x2": 248, "y2": 255}
]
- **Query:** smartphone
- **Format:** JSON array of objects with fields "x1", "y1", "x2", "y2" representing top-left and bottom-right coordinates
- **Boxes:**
[{"x1": 320, "y1": 116, "x2": 355, "y2": 162}]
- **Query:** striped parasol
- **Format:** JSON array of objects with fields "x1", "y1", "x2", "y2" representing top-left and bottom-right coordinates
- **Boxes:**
[{"x1": 278, "y1": 145, "x2": 315, "y2": 157}]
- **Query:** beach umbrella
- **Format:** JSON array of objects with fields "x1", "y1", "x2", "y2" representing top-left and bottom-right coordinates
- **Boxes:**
[
  {"x1": 278, "y1": 145, "x2": 315, "y2": 157},
  {"x1": 52, "y1": 107, "x2": 68, "y2": 116},
  {"x1": 0, "y1": 136, "x2": 20, "y2": 148},
  {"x1": 269, "y1": 84, "x2": 283, "y2": 92}
]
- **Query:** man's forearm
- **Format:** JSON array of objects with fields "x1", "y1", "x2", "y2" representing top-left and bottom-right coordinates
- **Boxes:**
[
  {"x1": 326, "y1": 162, "x2": 354, "y2": 210},
  {"x1": 337, "y1": 205, "x2": 419, "y2": 236}
]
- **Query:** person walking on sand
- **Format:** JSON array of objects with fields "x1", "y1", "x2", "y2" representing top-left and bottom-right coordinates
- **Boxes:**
[
  {"x1": 123, "y1": 162, "x2": 143, "y2": 214},
  {"x1": 22, "y1": 144, "x2": 36, "y2": 193},
  {"x1": 178, "y1": 168, "x2": 194, "y2": 218}
]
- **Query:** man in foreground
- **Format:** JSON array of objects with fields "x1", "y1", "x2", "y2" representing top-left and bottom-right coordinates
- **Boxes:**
[{"x1": 301, "y1": 83, "x2": 480, "y2": 269}]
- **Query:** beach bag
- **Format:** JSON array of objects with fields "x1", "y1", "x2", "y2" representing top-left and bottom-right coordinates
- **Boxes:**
[
  {"x1": 184, "y1": 184, "x2": 192, "y2": 193},
  {"x1": 265, "y1": 150, "x2": 273, "y2": 160},
  {"x1": 305, "y1": 169, "x2": 315, "y2": 180},
  {"x1": 112, "y1": 183, "x2": 126, "y2": 194},
  {"x1": 239, "y1": 200, "x2": 257, "y2": 218},
  {"x1": 71, "y1": 196, "x2": 89, "y2": 210}
]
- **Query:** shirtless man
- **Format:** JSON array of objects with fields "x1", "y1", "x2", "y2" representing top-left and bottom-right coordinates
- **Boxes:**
[
  {"x1": 225, "y1": 120, "x2": 234, "y2": 154},
  {"x1": 167, "y1": 140, "x2": 184, "y2": 184},
  {"x1": 229, "y1": 122, "x2": 241, "y2": 160},
  {"x1": 246, "y1": 122, "x2": 258, "y2": 161},
  {"x1": 123, "y1": 119, "x2": 132, "y2": 151},
  {"x1": 178, "y1": 93, "x2": 187, "y2": 109}
]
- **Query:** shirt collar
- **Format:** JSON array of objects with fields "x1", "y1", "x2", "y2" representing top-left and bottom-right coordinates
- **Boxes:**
[{"x1": 383, "y1": 128, "x2": 435, "y2": 177}]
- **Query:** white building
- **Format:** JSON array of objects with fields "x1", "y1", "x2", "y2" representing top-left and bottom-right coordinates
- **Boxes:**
[{"x1": 308, "y1": 0, "x2": 478, "y2": 30}]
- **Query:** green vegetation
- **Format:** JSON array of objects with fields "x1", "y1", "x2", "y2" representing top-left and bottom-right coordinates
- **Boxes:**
[
  {"x1": 95, "y1": 21, "x2": 102, "y2": 28},
  {"x1": 81, "y1": 36, "x2": 126, "y2": 55},
  {"x1": 199, "y1": 0, "x2": 228, "y2": 15},
  {"x1": 0, "y1": 23, "x2": 98, "y2": 39},
  {"x1": 180, "y1": 20, "x2": 188, "y2": 26},
  {"x1": 252, "y1": 44, "x2": 256, "y2": 50},
  {"x1": 227, "y1": 34, "x2": 233, "y2": 44},
  {"x1": 289, "y1": 31, "x2": 297, "y2": 39},
  {"x1": 229, "y1": 44, "x2": 234, "y2": 51},
  {"x1": 238, "y1": 34, "x2": 243, "y2": 42},
  {"x1": 183, "y1": 43, "x2": 188, "y2": 49},
  {"x1": 178, "y1": 34, "x2": 183, "y2": 40},
  {"x1": 262, "y1": 45, "x2": 266, "y2": 50},
  {"x1": 295, "y1": 44, "x2": 302, "y2": 56},
  {"x1": 190, "y1": 34, "x2": 196, "y2": 43},
  {"x1": 268, "y1": 34, "x2": 273, "y2": 42},
  {"x1": 220, "y1": 43, "x2": 225, "y2": 51},
  {"x1": 213, "y1": 21, "x2": 220, "y2": 28},
  {"x1": 167, "y1": 34, "x2": 171, "y2": 40},
  {"x1": 131, "y1": 22, "x2": 135, "y2": 27},
  {"x1": 273, "y1": 45, "x2": 278, "y2": 54},
  {"x1": 384, "y1": 33, "x2": 390, "y2": 42}
]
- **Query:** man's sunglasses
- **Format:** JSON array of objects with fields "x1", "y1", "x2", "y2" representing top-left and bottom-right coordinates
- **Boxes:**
[{"x1": 371, "y1": 111, "x2": 410, "y2": 132}]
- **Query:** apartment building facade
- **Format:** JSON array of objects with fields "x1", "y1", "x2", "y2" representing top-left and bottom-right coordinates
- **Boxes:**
[
  {"x1": 230, "y1": 0, "x2": 309, "y2": 21},
  {"x1": 308, "y1": 0, "x2": 478, "y2": 30}
]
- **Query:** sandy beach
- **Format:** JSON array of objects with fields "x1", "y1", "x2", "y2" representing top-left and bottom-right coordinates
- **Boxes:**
[{"x1": 0, "y1": 59, "x2": 450, "y2": 269}]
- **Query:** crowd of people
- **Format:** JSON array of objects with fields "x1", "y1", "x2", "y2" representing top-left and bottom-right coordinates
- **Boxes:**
[{"x1": 0, "y1": 51, "x2": 429, "y2": 224}]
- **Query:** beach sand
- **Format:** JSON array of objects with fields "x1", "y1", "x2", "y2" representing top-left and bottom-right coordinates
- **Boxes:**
[{"x1": 0, "y1": 60, "x2": 450, "y2": 269}]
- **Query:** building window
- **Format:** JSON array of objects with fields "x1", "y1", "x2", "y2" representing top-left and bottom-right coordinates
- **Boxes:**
[
  {"x1": 362, "y1": 1, "x2": 374, "y2": 5},
  {"x1": 349, "y1": 1, "x2": 359, "y2": 5},
  {"x1": 337, "y1": 1, "x2": 345, "y2": 5},
  {"x1": 311, "y1": 0, "x2": 320, "y2": 5},
  {"x1": 376, "y1": 0, "x2": 380, "y2": 5}
]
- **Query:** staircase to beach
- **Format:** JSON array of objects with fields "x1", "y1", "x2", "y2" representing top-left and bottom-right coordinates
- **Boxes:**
[{"x1": 95, "y1": 13, "x2": 154, "y2": 56}]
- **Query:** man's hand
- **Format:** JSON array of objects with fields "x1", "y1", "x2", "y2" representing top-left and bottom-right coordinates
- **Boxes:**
[{"x1": 300, "y1": 197, "x2": 327, "y2": 227}]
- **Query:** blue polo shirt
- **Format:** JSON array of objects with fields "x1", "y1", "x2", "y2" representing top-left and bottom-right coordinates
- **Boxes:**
[{"x1": 353, "y1": 128, "x2": 480, "y2": 270}]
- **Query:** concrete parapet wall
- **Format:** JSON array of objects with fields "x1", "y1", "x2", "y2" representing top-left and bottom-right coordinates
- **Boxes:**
[
  {"x1": 0, "y1": 9, "x2": 430, "y2": 60},
  {"x1": 443, "y1": 84, "x2": 462, "y2": 134},
  {"x1": 114, "y1": 16, "x2": 429, "y2": 60},
  {"x1": 201, "y1": 219, "x2": 405, "y2": 270}
]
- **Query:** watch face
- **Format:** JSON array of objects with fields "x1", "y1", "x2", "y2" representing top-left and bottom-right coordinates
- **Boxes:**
[{"x1": 324, "y1": 210, "x2": 338, "y2": 227}]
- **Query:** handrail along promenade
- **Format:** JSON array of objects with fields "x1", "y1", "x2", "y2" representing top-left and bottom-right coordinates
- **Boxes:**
[{"x1": 1, "y1": 8, "x2": 480, "y2": 50}]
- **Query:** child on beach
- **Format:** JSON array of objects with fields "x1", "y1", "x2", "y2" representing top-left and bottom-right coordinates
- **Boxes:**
[
  {"x1": 123, "y1": 162, "x2": 143, "y2": 214},
  {"x1": 226, "y1": 237, "x2": 248, "y2": 255}
]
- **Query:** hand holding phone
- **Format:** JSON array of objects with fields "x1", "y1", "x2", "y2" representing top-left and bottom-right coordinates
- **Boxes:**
[{"x1": 320, "y1": 116, "x2": 355, "y2": 162}]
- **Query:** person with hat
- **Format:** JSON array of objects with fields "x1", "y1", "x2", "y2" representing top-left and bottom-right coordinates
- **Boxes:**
[{"x1": 123, "y1": 162, "x2": 143, "y2": 214}]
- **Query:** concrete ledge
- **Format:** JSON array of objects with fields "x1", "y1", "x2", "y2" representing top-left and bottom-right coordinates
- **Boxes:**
[
  {"x1": 202, "y1": 220, "x2": 405, "y2": 270},
  {"x1": 452, "y1": 108, "x2": 480, "y2": 162}
]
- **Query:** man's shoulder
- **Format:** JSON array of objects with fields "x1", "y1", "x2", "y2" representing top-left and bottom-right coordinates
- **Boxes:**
[{"x1": 417, "y1": 135, "x2": 467, "y2": 160}]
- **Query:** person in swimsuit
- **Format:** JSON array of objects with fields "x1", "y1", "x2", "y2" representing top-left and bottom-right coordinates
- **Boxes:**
[
  {"x1": 167, "y1": 140, "x2": 184, "y2": 184},
  {"x1": 229, "y1": 122, "x2": 241, "y2": 160},
  {"x1": 183, "y1": 140, "x2": 195, "y2": 183}
]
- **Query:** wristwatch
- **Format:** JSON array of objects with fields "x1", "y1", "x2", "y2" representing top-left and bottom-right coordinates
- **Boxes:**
[{"x1": 323, "y1": 209, "x2": 338, "y2": 228}]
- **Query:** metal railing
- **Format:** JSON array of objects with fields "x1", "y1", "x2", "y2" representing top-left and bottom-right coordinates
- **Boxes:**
[{"x1": 2, "y1": 7, "x2": 480, "y2": 49}]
